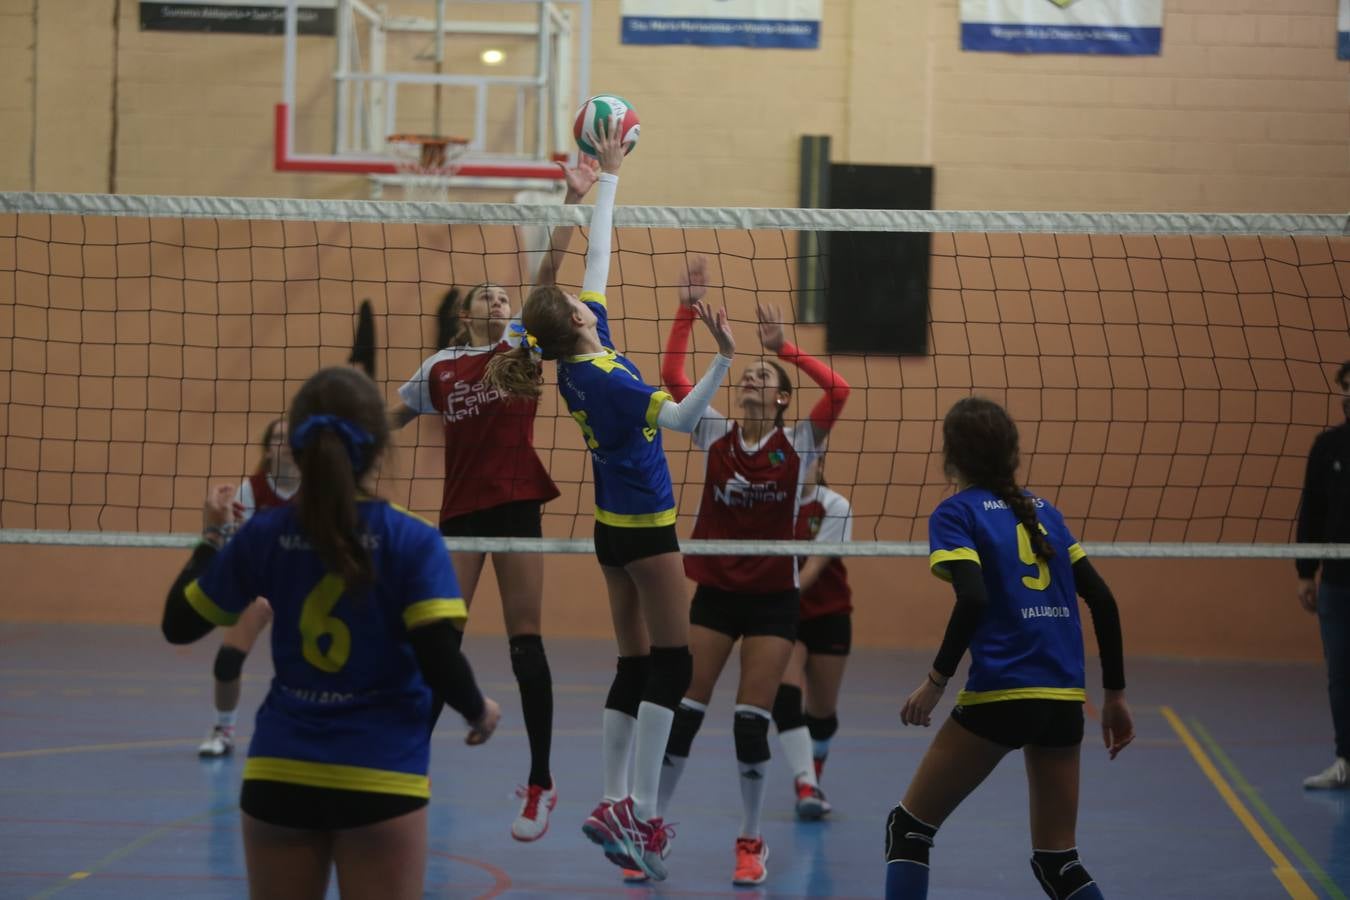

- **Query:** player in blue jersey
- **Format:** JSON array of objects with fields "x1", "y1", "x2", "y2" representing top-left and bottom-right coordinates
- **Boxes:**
[
  {"x1": 161, "y1": 366, "x2": 501, "y2": 900},
  {"x1": 884, "y1": 397, "x2": 1134, "y2": 900},
  {"x1": 486, "y1": 120, "x2": 735, "y2": 882}
]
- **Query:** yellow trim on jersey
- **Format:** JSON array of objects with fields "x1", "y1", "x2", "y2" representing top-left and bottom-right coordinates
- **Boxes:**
[
  {"x1": 1068, "y1": 542, "x2": 1086, "y2": 563},
  {"x1": 956, "y1": 686, "x2": 1087, "y2": 706},
  {"x1": 585, "y1": 353, "x2": 628, "y2": 374},
  {"x1": 244, "y1": 757, "x2": 430, "y2": 798},
  {"x1": 579, "y1": 290, "x2": 607, "y2": 308},
  {"x1": 929, "y1": 548, "x2": 981, "y2": 582},
  {"x1": 403, "y1": 598, "x2": 468, "y2": 629},
  {"x1": 645, "y1": 390, "x2": 672, "y2": 429},
  {"x1": 185, "y1": 580, "x2": 241, "y2": 627},
  {"x1": 595, "y1": 506, "x2": 678, "y2": 528},
  {"x1": 387, "y1": 500, "x2": 437, "y2": 529}
]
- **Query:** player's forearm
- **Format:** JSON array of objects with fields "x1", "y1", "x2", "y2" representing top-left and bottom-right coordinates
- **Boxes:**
[
  {"x1": 1072, "y1": 558, "x2": 1126, "y2": 691},
  {"x1": 580, "y1": 174, "x2": 618, "y2": 297},
  {"x1": 661, "y1": 305, "x2": 698, "y2": 400},
  {"x1": 409, "y1": 620, "x2": 487, "y2": 723},
  {"x1": 778, "y1": 341, "x2": 851, "y2": 430},
  {"x1": 162, "y1": 543, "x2": 221, "y2": 645},
  {"x1": 656, "y1": 352, "x2": 732, "y2": 433}
]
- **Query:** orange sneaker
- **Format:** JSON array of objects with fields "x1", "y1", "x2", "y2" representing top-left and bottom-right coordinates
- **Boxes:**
[
  {"x1": 794, "y1": 776, "x2": 831, "y2": 820},
  {"x1": 621, "y1": 867, "x2": 648, "y2": 883},
  {"x1": 732, "y1": 835, "x2": 769, "y2": 885}
]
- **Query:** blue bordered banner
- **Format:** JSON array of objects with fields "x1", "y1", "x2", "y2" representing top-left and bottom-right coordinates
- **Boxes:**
[
  {"x1": 620, "y1": 0, "x2": 820, "y2": 49},
  {"x1": 960, "y1": 0, "x2": 1162, "y2": 56},
  {"x1": 1339, "y1": 0, "x2": 1349, "y2": 60}
]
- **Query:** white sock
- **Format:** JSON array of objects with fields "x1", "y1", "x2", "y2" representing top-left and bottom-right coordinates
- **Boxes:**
[
  {"x1": 601, "y1": 708, "x2": 637, "y2": 802},
  {"x1": 658, "y1": 754, "x2": 686, "y2": 817},
  {"x1": 632, "y1": 700, "x2": 675, "y2": 821},
  {"x1": 216, "y1": 710, "x2": 236, "y2": 728},
  {"x1": 738, "y1": 758, "x2": 769, "y2": 838},
  {"x1": 779, "y1": 725, "x2": 817, "y2": 786}
]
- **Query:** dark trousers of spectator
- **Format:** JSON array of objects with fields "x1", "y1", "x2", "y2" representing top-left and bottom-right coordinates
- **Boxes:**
[{"x1": 1319, "y1": 581, "x2": 1350, "y2": 760}]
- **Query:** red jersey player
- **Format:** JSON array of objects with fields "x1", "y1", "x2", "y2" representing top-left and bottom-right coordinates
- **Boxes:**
[
  {"x1": 197, "y1": 418, "x2": 297, "y2": 758},
  {"x1": 388, "y1": 159, "x2": 601, "y2": 841},
  {"x1": 774, "y1": 453, "x2": 853, "y2": 819},
  {"x1": 655, "y1": 257, "x2": 851, "y2": 886}
]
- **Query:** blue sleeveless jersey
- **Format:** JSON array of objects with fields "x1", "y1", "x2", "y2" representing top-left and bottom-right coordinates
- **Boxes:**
[
  {"x1": 556, "y1": 291, "x2": 675, "y2": 527},
  {"x1": 928, "y1": 487, "x2": 1088, "y2": 706},
  {"x1": 186, "y1": 500, "x2": 466, "y2": 797}
]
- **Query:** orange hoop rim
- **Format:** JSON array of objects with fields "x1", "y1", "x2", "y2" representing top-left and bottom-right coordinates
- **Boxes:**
[{"x1": 385, "y1": 133, "x2": 470, "y2": 147}]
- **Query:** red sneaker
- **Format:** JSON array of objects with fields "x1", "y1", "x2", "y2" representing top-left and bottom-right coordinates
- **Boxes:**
[
  {"x1": 733, "y1": 836, "x2": 769, "y2": 885},
  {"x1": 511, "y1": 781, "x2": 557, "y2": 841},
  {"x1": 600, "y1": 796, "x2": 675, "y2": 882},
  {"x1": 794, "y1": 777, "x2": 831, "y2": 820}
]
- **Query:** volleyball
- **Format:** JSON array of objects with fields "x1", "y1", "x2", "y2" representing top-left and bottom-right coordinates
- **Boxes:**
[{"x1": 573, "y1": 94, "x2": 640, "y2": 158}]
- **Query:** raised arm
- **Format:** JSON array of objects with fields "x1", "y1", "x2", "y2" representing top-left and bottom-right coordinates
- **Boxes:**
[
  {"x1": 533, "y1": 158, "x2": 600, "y2": 288},
  {"x1": 757, "y1": 304, "x2": 851, "y2": 443},
  {"x1": 580, "y1": 119, "x2": 625, "y2": 298},
  {"x1": 655, "y1": 299, "x2": 735, "y2": 434},
  {"x1": 661, "y1": 256, "x2": 709, "y2": 401}
]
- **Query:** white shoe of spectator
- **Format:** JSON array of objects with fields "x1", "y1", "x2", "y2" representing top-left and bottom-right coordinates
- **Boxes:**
[{"x1": 1303, "y1": 757, "x2": 1349, "y2": 789}]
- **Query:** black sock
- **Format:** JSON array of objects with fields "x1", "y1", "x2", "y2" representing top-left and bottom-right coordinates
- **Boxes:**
[{"x1": 509, "y1": 634, "x2": 553, "y2": 788}]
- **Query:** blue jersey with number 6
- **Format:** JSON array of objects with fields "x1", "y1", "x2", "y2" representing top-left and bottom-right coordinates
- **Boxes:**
[
  {"x1": 185, "y1": 500, "x2": 465, "y2": 798},
  {"x1": 927, "y1": 487, "x2": 1088, "y2": 707}
]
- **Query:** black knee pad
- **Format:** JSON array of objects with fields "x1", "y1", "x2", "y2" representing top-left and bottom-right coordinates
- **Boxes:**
[
  {"x1": 1031, "y1": 849, "x2": 1096, "y2": 900},
  {"x1": 805, "y1": 712, "x2": 838, "y2": 741},
  {"x1": 666, "y1": 701, "x2": 706, "y2": 758},
  {"x1": 733, "y1": 708, "x2": 772, "y2": 765},
  {"x1": 772, "y1": 684, "x2": 805, "y2": 732},
  {"x1": 508, "y1": 634, "x2": 551, "y2": 683},
  {"x1": 213, "y1": 646, "x2": 248, "y2": 682},
  {"x1": 643, "y1": 646, "x2": 692, "y2": 711},
  {"x1": 604, "y1": 655, "x2": 651, "y2": 717},
  {"x1": 885, "y1": 804, "x2": 937, "y2": 865}
]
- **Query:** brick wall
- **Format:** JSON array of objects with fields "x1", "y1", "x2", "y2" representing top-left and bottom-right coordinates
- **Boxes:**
[{"x1": 2, "y1": 0, "x2": 1343, "y2": 208}]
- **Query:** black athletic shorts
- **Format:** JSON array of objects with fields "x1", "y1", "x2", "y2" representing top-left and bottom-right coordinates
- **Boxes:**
[
  {"x1": 798, "y1": 612, "x2": 852, "y2": 656},
  {"x1": 593, "y1": 521, "x2": 680, "y2": 568},
  {"x1": 440, "y1": 499, "x2": 543, "y2": 539},
  {"x1": 951, "y1": 699, "x2": 1084, "y2": 749},
  {"x1": 240, "y1": 779, "x2": 428, "y2": 830},
  {"x1": 690, "y1": 584, "x2": 800, "y2": 642}
]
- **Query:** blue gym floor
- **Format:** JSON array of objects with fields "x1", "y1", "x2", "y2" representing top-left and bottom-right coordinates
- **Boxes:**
[{"x1": 0, "y1": 623, "x2": 1344, "y2": 899}]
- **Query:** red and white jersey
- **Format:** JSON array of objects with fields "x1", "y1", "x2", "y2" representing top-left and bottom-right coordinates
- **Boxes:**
[
  {"x1": 685, "y1": 412, "x2": 821, "y2": 593},
  {"x1": 234, "y1": 471, "x2": 296, "y2": 523},
  {"x1": 796, "y1": 486, "x2": 853, "y2": 619},
  {"x1": 399, "y1": 342, "x2": 559, "y2": 523}
]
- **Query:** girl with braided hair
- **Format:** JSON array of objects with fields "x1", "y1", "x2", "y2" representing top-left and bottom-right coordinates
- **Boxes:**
[{"x1": 883, "y1": 396, "x2": 1133, "y2": 900}]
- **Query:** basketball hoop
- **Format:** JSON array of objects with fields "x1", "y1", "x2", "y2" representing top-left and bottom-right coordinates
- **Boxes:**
[{"x1": 386, "y1": 134, "x2": 470, "y2": 202}]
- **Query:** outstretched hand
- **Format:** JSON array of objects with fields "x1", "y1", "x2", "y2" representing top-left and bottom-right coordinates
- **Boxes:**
[
  {"x1": 558, "y1": 156, "x2": 600, "y2": 203},
  {"x1": 691, "y1": 299, "x2": 735, "y2": 359},
  {"x1": 756, "y1": 303, "x2": 786, "y2": 353},
  {"x1": 678, "y1": 255, "x2": 710, "y2": 307},
  {"x1": 594, "y1": 115, "x2": 627, "y2": 175}
]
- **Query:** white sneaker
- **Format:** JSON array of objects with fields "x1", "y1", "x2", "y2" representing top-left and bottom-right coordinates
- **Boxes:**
[
  {"x1": 511, "y1": 781, "x2": 558, "y2": 841},
  {"x1": 1303, "y1": 757, "x2": 1350, "y2": 789},
  {"x1": 198, "y1": 725, "x2": 234, "y2": 758}
]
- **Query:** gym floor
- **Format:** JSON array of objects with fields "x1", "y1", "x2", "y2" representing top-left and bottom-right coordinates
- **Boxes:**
[{"x1": 0, "y1": 623, "x2": 1343, "y2": 899}]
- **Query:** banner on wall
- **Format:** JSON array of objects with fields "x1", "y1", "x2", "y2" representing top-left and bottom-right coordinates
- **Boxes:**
[
  {"x1": 960, "y1": 0, "x2": 1162, "y2": 56},
  {"x1": 620, "y1": 0, "x2": 821, "y2": 49},
  {"x1": 140, "y1": 1, "x2": 335, "y2": 35},
  {"x1": 1339, "y1": 0, "x2": 1349, "y2": 60}
]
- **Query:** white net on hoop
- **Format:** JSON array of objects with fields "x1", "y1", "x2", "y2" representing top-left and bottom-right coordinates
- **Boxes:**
[{"x1": 386, "y1": 136, "x2": 469, "y2": 202}]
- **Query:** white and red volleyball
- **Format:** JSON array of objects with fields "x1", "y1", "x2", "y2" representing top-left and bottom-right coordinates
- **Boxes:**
[{"x1": 573, "y1": 95, "x2": 640, "y2": 158}]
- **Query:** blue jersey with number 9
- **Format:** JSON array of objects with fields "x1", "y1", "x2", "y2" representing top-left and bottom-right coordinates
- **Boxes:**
[
  {"x1": 186, "y1": 500, "x2": 465, "y2": 799},
  {"x1": 927, "y1": 487, "x2": 1088, "y2": 707}
]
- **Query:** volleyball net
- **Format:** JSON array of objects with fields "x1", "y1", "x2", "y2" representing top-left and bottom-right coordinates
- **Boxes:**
[{"x1": 1, "y1": 192, "x2": 1347, "y2": 559}]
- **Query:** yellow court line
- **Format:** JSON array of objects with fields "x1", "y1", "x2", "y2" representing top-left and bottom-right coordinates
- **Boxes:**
[
  {"x1": 0, "y1": 738, "x2": 197, "y2": 761},
  {"x1": 1161, "y1": 706, "x2": 1317, "y2": 900}
]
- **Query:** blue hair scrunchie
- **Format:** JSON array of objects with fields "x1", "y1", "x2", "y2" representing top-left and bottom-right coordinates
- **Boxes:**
[
  {"x1": 507, "y1": 321, "x2": 543, "y2": 357},
  {"x1": 289, "y1": 414, "x2": 375, "y2": 472}
]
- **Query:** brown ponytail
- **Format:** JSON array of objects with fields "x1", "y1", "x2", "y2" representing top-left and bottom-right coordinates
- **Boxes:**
[
  {"x1": 288, "y1": 367, "x2": 389, "y2": 587},
  {"x1": 483, "y1": 284, "x2": 582, "y2": 398},
  {"x1": 942, "y1": 396, "x2": 1053, "y2": 561}
]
